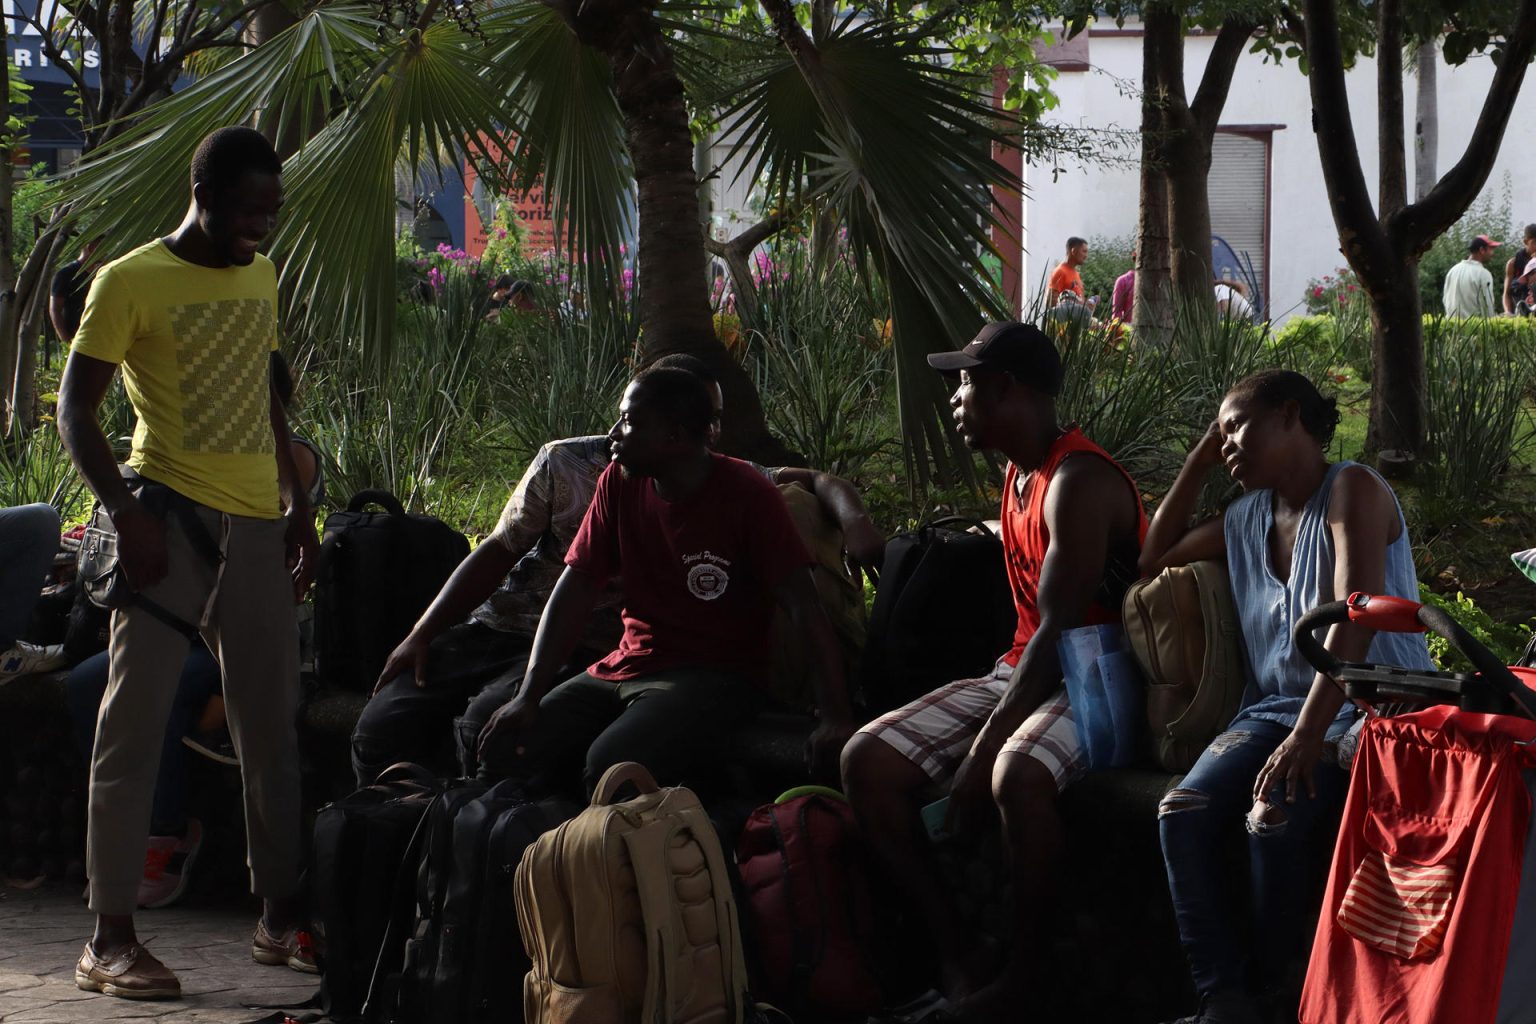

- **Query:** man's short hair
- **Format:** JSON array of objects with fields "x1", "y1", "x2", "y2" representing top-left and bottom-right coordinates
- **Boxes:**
[
  {"x1": 650, "y1": 352, "x2": 718, "y2": 385},
  {"x1": 1067, "y1": 236, "x2": 1087, "y2": 251},
  {"x1": 190, "y1": 127, "x2": 282, "y2": 195},
  {"x1": 630, "y1": 366, "x2": 715, "y2": 440},
  {"x1": 1523, "y1": 223, "x2": 1536, "y2": 242}
]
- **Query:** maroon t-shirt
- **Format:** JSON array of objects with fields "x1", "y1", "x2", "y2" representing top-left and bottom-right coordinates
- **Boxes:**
[{"x1": 565, "y1": 453, "x2": 813, "y2": 684}]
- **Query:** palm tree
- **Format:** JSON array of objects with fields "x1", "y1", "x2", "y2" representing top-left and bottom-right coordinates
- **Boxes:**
[{"x1": 55, "y1": 0, "x2": 1021, "y2": 480}]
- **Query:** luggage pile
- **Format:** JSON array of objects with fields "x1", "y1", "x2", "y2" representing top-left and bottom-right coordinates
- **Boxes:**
[{"x1": 312, "y1": 763, "x2": 884, "y2": 1024}]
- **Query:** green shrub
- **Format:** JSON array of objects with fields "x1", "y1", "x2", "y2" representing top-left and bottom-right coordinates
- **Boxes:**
[
  {"x1": 1417, "y1": 583, "x2": 1531, "y2": 672},
  {"x1": 1270, "y1": 314, "x2": 1370, "y2": 382},
  {"x1": 1422, "y1": 315, "x2": 1536, "y2": 509}
]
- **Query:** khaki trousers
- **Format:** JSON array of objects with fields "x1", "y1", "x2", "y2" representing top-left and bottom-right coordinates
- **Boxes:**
[{"x1": 86, "y1": 503, "x2": 301, "y2": 916}]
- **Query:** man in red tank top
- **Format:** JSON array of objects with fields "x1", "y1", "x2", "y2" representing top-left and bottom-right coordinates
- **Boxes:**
[{"x1": 843, "y1": 322, "x2": 1147, "y2": 1020}]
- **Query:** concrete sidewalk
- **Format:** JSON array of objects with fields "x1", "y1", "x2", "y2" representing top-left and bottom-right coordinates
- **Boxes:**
[{"x1": 0, "y1": 884, "x2": 319, "y2": 1023}]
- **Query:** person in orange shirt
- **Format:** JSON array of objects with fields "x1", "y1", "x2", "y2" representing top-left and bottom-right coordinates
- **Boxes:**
[{"x1": 1047, "y1": 236, "x2": 1088, "y2": 308}]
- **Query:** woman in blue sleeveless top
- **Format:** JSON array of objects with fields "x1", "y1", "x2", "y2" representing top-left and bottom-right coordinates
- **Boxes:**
[{"x1": 1139, "y1": 371, "x2": 1431, "y2": 1024}]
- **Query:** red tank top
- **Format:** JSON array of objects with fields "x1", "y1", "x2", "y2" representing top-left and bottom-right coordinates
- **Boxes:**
[{"x1": 999, "y1": 427, "x2": 1147, "y2": 667}]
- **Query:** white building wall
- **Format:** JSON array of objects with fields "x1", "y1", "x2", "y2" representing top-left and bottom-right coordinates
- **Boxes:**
[{"x1": 1023, "y1": 26, "x2": 1527, "y2": 323}]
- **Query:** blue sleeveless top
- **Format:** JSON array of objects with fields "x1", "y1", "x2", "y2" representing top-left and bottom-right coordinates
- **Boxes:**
[{"x1": 1223, "y1": 461, "x2": 1433, "y2": 729}]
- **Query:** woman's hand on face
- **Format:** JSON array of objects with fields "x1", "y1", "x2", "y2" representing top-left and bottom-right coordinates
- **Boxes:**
[{"x1": 1190, "y1": 419, "x2": 1225, "y2": 470}]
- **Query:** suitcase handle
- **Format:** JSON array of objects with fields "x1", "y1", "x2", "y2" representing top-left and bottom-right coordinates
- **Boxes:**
[
  {"x1": 922, "y1": 515, "x2": 995, "y2": 537},
  {"x1": 592, "y1": 761, "x2": 660, "y2": 805},
  {"x1": 346, "y1": 489, "x2": 407, "y2": 516},
  {"x1": 373, "y1": 761, "x2": 438, "y2": 788}
]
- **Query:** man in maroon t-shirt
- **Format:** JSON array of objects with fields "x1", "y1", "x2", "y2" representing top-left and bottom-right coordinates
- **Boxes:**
[{"x1": 476, "y1": 366, "x2": 856, "y2": 793}]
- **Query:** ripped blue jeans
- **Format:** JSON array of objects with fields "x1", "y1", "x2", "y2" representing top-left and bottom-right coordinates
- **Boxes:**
[{"x1": 1158, "y1": 717, "x2": 1350, "y2": 996}]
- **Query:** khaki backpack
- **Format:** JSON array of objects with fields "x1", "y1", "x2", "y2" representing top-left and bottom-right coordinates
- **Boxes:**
[
  {"x1": 1122, "y1": 560, "x2": 1248, "y2": 773},
  {"x1": 768, "y1": 482, "x2": 868, "y2": 711},
  {"x1": 515, "y1": 762, "x2": 749, "y2": 1024}
]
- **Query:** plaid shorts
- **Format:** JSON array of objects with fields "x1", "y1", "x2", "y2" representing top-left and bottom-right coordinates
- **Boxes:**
[{"x1": 859, "y1": 659, "x2": 1086, "y2": 792}]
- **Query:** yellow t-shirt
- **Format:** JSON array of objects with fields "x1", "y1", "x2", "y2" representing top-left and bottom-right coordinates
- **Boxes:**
[{"x1": 72, "y1": 240, "x2": 281, "y2": 518}]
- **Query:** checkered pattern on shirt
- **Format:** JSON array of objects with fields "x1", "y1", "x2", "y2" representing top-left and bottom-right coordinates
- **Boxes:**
[{"x1": 169, "y1": 297, "x2": 273, "y2": 455}]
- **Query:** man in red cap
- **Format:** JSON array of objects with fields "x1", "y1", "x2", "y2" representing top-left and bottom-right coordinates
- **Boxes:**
[
  {"x1": 842, "y1": 321, "x2": 1147, "y2": 1021},
  {"x1": 1443, "y1": 234, "x2": 1500, "y2": 317}
]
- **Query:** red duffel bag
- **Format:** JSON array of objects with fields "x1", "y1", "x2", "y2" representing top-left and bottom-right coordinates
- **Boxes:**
[{"x1": 736, "y1": 786, "x2": 882, "y2": 1019}]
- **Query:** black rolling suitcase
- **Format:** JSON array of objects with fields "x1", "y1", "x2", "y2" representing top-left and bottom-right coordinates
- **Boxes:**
[
  {"x1": 310, "y1": 764, "x2": 443, "y2": 1023},
  {"x1": 393, "y1": 779, "x2": 580, "y2": 1024}
]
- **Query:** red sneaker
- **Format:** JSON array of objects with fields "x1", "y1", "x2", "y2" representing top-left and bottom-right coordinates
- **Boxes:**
[{"x1": 138, "y1": 819, "x2": 202, "y2": 909}]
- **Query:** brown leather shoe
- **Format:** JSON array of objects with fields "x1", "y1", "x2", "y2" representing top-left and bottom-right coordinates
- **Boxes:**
[{"x1": 75, "y1": 942, "x2": 181, "y2": 999}]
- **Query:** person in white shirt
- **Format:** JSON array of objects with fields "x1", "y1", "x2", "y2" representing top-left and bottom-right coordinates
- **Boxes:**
[
  {"x1": 1214, "y1": 278, "x2": 1254, "y2": 321},
  {"x1": 1442, "y1": 235, "x2": 1500, "y2": 318}
]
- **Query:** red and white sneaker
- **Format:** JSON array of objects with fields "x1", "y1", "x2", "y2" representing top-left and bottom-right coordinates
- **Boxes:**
[
  {"x1": 138, "y1": 819, "x2": 202, "y2": 909},
  {"x1": 252, "y1": 918, "x2": 320, "y2": 974}
]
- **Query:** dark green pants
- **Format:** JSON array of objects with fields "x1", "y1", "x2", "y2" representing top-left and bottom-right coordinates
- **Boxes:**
[{"x1": 484, "y1": 668, "x2": 759, "y2": 796}]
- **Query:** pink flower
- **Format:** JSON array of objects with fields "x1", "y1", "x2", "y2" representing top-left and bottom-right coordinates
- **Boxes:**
[
  {"x1": 1338, "y1": 294, "x2": 1347, "y2": 303},
  {"x1": 1313, "y1": 286, "x2": 1325, "y2": 298},
  {"x1": 1346, "y1": 284, "x2": 1356, "y2": 292}
]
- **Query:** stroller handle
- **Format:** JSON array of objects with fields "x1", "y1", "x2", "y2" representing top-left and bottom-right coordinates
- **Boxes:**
[{"x1": 1295, "y1": 593, "x2": 1536, "y2": 718}]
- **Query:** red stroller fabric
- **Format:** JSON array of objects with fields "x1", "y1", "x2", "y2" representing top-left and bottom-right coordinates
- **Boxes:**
[{"x1": 1300, "y1": 707, "x2": 1536, "y2": 1024}]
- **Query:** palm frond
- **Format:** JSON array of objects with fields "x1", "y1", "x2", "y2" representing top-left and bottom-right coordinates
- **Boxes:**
[
  {"x1": 716, "y1": 16, "x2": 1021, "y2": 487},
  {"x1": 479, "y1": 2, "x2": 634, "y2": 292},
  {"x1": 56, "y1": 6, "x2": 382, "y2": 261}
]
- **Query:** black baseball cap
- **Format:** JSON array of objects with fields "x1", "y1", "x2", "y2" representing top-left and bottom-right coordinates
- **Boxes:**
[{"x1": 926, "y1": 321, "x2": 1063, "y2": 396}]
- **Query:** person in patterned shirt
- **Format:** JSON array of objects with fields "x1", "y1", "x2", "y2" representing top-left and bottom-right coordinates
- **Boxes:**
[
  {"x1": 58, "y1": 127, "x2": 318, "y2": 1001},
  {"x1": 350, "y1": 354, "x2": 886, "y2": 786}
]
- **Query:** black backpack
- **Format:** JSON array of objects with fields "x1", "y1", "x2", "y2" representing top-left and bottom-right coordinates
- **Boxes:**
[
  {"x1": 311, "y1": 764, "x2": 445, "y2": 1023},
  {"x1": 393, "y1": 779, "x2": 580, "y2": 1024},
  {"x1": 313, "y1": 490, "x2": 469, "y2": 693},
  {"x1": 857, "y1": 516, "x2": 1016, "y2": 715}
]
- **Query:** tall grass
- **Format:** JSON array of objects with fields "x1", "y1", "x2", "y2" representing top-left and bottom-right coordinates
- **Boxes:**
[
  {"x1": 746, "y1": 244, "x2": 895, "y2": 479},
  {"x1": 0, "y1": 429, "x2": 90, "y2": 518},
  {"x1": 1422, "y1": 315, "x2": 1536, "y2": 509},
  {"x1": 490, "y1": 303, "x2": 637, "y2": 462},
  {"x1": 300, "y1": 272, "x2": 499, "y2": 511}
]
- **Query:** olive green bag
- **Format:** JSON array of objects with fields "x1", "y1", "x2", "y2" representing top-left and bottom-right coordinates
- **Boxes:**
[{"x1": 1122, "y1": 560, "x2": 1248, "y2": 773}]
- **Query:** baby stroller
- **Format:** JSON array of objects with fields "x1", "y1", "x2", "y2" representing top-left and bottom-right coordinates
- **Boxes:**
[{"x1": 1292, "y1": 593, "x2": 1536, "y2": 1024}]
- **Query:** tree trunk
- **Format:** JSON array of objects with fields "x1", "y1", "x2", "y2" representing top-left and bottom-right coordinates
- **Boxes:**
[
  {"x1": 1133, "y1": 11, "x2": 1174, "y2": 346},
  {"x1": 1166, "y1": 128, "x2": 1216, "y2": 311},
  {"x1": 0, "y1": 8, "x2": 16, "y2": 433},
  {"x1": 1413, "y1": 41, "x2": 1437, "y2": 202},
  {"x1": 557, "y1": 0, "x2": 788, "y2": 463},
  {"x1": 1368, "y1": 259, "x2": 1424, "y2": 456},
  {"x1": 1304, "y1": 0, "x2": 1536, "y2": 458},
  {"x1": 1139, "y1": 9, "x2": 1255, "y2": 330}
]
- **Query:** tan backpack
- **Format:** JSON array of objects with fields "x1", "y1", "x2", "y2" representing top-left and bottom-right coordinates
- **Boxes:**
[
  {"x1": 1122, "y1": 560, "x2": 1248, "y2": 773},
  {"x1": 514, "y1": 762, "x2": 749, "y2": 1024},
  {"x1": 768, "y1": 482, "x2": 868, "y2": 711}
]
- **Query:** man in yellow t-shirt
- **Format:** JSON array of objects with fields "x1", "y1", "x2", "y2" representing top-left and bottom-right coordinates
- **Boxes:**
[{"x1": 57, "y1": 126, "x2": 319, "y2": 1002}]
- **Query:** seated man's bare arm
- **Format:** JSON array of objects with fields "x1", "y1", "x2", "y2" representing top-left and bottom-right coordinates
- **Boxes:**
[{"x1": 975, "y1": 455, "x2": 1137, "y2": 750}]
